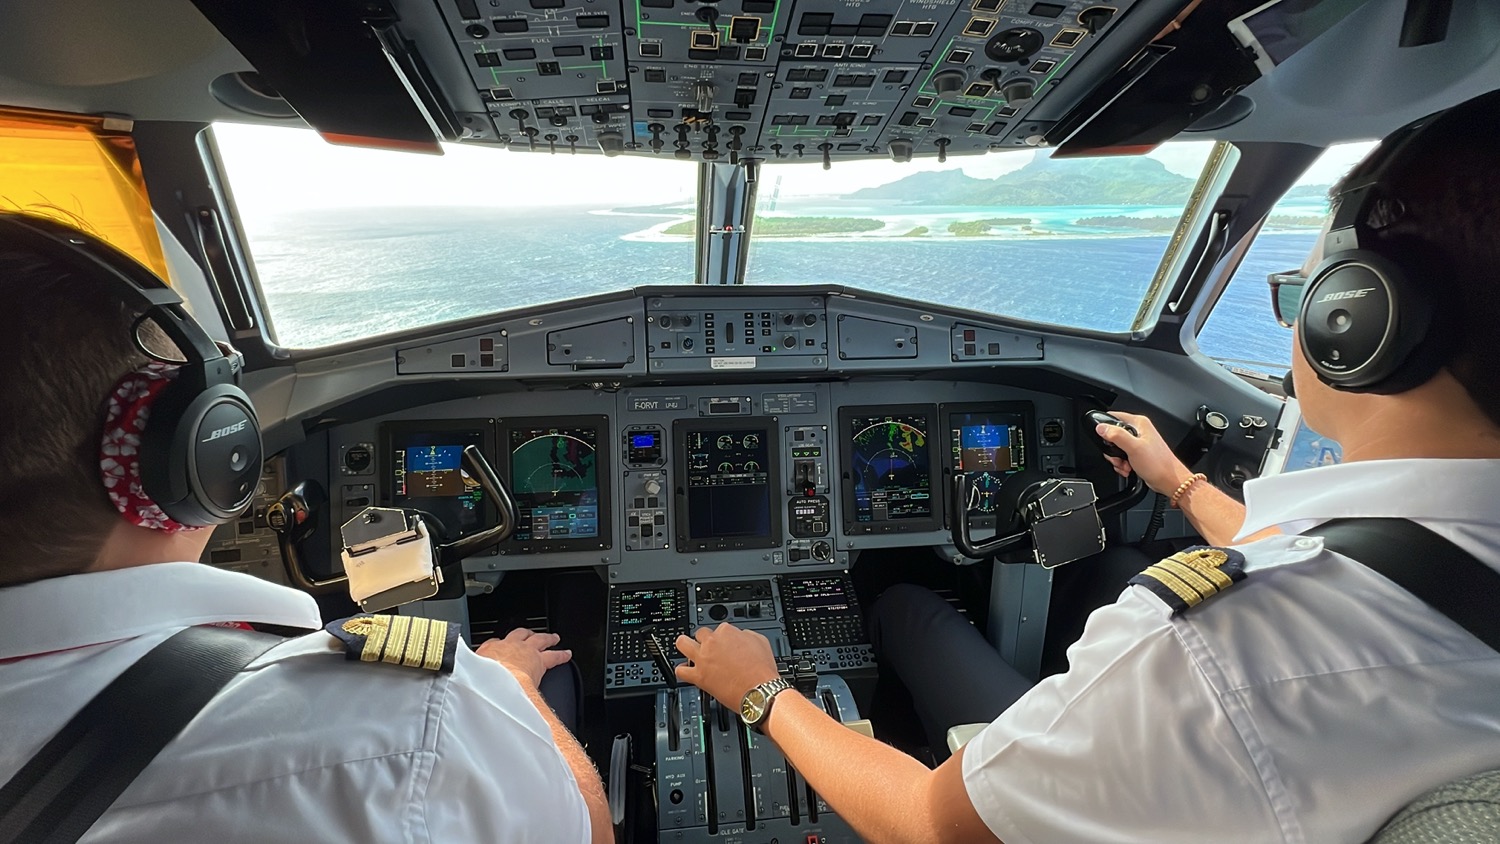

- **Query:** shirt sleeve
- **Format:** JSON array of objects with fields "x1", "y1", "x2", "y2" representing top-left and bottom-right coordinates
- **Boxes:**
[
  {"x1": 417, "y1": 646, "x2": 592, "y2": 843},
  {"x1": 960, "y1": 589, "x2": 1282, "y2": 844}
]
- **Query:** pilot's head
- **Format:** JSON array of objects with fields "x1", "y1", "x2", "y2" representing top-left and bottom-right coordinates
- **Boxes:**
[
  {"x1": 0, "y1": 216, "x2": 216, "y2": 587},
  {"x1": 1290, "y1": 89, "x2": 1500, "y2": 445}
]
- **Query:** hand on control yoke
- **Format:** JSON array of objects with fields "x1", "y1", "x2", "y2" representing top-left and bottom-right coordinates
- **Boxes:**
[
  {"x1": 675, "y1": 623, "x2": 783, "y2": 711},
  {"x1": 1095, "y1": 411, "x2": 1194, "y2": 496},
  {"x1": 476, "y1": 627, "x2": 573, "y2": 688}
]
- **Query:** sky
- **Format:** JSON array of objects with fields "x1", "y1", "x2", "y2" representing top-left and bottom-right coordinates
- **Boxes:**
[{"x1": 213, "y1": 121, "x2": 1377, "y2": 217}]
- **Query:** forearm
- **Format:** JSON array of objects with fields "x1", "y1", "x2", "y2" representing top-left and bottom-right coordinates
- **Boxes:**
[
  {"x1": 765, "y1": 693, "x2": 977, "y2": 844},
  {"x1": 513, "y1": 675, "x2": 614, "y2": 843},
  {"x1": 1174, "y1": 480, "x2": 1247, "y2": 546}
]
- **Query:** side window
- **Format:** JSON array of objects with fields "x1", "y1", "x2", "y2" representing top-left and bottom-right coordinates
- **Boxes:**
[{"x1": 1197, "y1": 142, "x2": 1377, "y2": 375}]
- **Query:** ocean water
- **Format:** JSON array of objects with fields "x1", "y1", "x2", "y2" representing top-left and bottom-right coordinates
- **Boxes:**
[{"x1": 242, "y1": 204, "x2": 1310, "y2": 372}]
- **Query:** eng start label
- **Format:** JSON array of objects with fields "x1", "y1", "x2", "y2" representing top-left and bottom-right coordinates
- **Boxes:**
[{"x1": 710, "y1": 357, "x2": 757, "y2": 370}]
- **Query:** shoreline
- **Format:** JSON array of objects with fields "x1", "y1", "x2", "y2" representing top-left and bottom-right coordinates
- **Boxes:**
[{"x1": 620, "y1": 221, "x2": 1321, "y2": 244}]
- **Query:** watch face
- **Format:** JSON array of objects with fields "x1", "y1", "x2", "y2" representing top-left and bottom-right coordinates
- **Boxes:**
[{"x1": 741, "y1": 688, "x2": 768, "y2": 723}]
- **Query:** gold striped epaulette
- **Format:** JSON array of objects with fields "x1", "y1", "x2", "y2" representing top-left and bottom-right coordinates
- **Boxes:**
[
  {"x1": 325, "y1": 614, "x2": 459, "y2": 673},
  {"x1": 1129, "y1": 546, "x2": 1248, "y2": 616}
]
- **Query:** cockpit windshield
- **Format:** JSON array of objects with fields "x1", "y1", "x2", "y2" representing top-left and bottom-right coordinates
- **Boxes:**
[
  {"x1": 214, "y1": 123, "x2": 696, "y2": 348},
  {"x1": 742, "y1": 144, "x2": 1216, "y2": 330},
  {"x1": 215, "y1": 122, "x2": 1219, "y2": 347}
]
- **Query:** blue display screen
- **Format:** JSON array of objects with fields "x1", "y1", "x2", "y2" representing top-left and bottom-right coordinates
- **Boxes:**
[{"x1": 632, "y1": 433, "x2": 657, "y2": 448}]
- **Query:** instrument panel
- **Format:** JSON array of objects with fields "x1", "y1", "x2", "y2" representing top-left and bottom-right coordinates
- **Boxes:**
[{"x1": 322, "y1": 379, "x2": 1075, "y2": 581}]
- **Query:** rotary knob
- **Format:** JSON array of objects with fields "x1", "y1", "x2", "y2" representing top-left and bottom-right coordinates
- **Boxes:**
[
  {"x1": 932, "y1": 70, "x2": 965, "y2": 96},
  {"x1": 999, "y1": 77, "x2": 1036, "y2": 104}
]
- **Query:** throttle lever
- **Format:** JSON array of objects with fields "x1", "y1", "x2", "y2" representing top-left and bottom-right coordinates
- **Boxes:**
[{"x1": 1084, "y1": 410, "x2": 1137, "y2": 459}]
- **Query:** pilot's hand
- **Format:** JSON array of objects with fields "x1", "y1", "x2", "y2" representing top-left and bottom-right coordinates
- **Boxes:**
[
  {"x1": 675, "y1": 624, "x2": 782, "y2": 711},
  {"x1": 1096, "y1": 411, "x2": 1193, "y2": 495},
  {"x1": 476, "y1": 628, "x2": 572, "y2": 688}
]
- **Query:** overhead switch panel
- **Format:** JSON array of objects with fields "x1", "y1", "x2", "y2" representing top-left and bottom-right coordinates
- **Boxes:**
[{"x1": 421, "y1": 0, "x2": 1141, "y2": 162}]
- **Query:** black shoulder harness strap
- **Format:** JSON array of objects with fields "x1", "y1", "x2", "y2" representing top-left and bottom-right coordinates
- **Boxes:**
[
  {"x1": 1318, "y1": 517, "x2": 1500, "y2": 652},
  {"x1": 0, "y1": 625, "x2": 281, "y2": 844}
]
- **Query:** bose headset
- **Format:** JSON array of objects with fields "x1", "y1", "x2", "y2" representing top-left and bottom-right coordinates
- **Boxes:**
[
  {"x1": 1293, "y1": 92, "x2": 1494, "y2": 395},
  {"x1": 0, "y1": 212, "x2": 262, "y2": 527}
]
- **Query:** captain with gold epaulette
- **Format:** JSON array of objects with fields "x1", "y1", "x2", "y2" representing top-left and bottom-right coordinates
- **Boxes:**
[{"x1": 0, "y1": 216, "x2": 612, "y2": 842}]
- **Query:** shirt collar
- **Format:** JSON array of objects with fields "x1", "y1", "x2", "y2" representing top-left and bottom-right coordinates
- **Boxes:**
[
  {"x1": 0, "y1": 562, "x2": 322, "y2": 660},
  {"x1": 1237, "y1": 458, "x2": 1500, "y2": 541}
]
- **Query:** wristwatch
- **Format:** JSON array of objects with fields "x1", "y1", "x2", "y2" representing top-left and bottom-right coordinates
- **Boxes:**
[{"x1": 740, "y1": 678, "x2": 794, "y2": 734}]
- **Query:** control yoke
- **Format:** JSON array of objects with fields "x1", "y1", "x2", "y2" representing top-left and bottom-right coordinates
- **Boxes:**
[
  {"x1": 950, "y1": 472, "x2": 1122, "y2": 566},
  {"x1": 437, "y1": 445, "x2": 519, "y2": 564},
  {"x1": 339, "y1": 445, "x2": 519, "y2": 612}
]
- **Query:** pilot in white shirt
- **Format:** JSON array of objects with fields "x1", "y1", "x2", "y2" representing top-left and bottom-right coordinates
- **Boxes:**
[
  {"x1": 0, "y1": 213, "x2": 610, "y2": 842},
  {"x1": 0, "y1": 563, "x2": 594, "y2": 843},
  {"x1": 961, "y1": 458, "x2": 1500, "y2": 843},
  {"x1": 669, "y1": 90, "x2": 1500, "y2": 844}
]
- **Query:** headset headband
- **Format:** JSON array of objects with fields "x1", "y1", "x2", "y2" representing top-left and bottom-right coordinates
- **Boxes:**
[
  {"x1": 0, "y1": 213, "x2": 231, "y2": 392},
  {"x1": 1324, "y1": 110, "x2": 1445, "y2": 258}
]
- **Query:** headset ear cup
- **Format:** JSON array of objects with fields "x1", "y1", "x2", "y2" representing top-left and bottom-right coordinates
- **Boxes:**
[
  {"x1": 140, "y1": 381, "x2": 262, "y2": 525},
  {"x1": 1299, "y1": 248, "x2": 1431, "y2": 393}
]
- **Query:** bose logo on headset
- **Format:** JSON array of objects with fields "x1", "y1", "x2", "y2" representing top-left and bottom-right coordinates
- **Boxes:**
[
  {"x1": 1316, "y1": 288, "x2": 1376, "y2": 304},
  {"x1": 201, "y1": 420, "x2": 249, "y2": 443}
]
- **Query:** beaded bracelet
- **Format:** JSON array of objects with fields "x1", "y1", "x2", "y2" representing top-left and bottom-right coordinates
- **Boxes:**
[{"x1": 1169, "y1": 472, "x2": 1208, "y2": 508}]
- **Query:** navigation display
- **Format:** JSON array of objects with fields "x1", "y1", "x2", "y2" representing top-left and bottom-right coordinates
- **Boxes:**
[
  {"x1": 842, "y1": 405, "x2": 940, "y2": 533},
  {"x1": 384, "y1": 423, "x2": 491, "y2": 539},
  {"x1": 674, "y1": 420, "x2": 780, "y2": 551},
  {"x1": 502, "y1": 416, "x2": 610, "y2": 551},
  {"x1": 944, "y1": 404, "x2": 1034, "y2": 520}
]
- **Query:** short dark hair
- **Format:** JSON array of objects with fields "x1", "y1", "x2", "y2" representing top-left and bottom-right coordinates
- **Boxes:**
[
  {"x1": 0, "y1": 226, "x2": 162, "y2": 585},
  {"x1": 1332, "y1": 90, "x2": 1500, "y2": 422}
]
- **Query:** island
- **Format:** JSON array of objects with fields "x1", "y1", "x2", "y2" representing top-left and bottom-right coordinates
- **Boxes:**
[
  {"x1": 849, "y1": 155, "x2": 1197, "y2": 206},
  {"x1": 660, "y1": 216, "x2": 884, "y2": 237},
  {"x1": 946, "y1": 218, "x2": 1033, "y2": 236},
  {"x1": 1073, "y1": 213, "x2": 1326, "y2": 232}
]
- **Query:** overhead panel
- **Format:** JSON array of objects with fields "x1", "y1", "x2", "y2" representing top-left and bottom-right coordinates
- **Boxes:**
[
  {"x1": 436, "y1": 0, "x2": 634, "y2": 155},
  {"x1": 421, "y1": 0, "x2": 1137, "y2": 161}
]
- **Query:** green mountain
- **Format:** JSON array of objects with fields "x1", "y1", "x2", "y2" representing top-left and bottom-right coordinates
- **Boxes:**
[{"x1": 848, "y1": 154, "x2": 1197, "y2": 206}]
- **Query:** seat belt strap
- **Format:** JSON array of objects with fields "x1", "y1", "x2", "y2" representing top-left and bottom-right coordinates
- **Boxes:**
[
  {"x1": 1317, "y1": 518, "x2": 1500, "y2": 653},
  {"x1": 0, "y1": 625, "x2": 281, "y2": 844}
]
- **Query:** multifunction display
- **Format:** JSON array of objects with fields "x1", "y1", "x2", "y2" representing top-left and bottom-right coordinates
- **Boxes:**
[
  {"x1": 674, "y1": 419, "x2": 780, "y2": 551},
  {"x1": 841, "y1": 406, "x2": 940, "y2": 534},
  {"x1": 503, "y1": 416, "x2": 610, "y2": 551},
  {"x1": 614, "y1": 586, "x2": 686, "y2": 628},
  {"x1": 944, "y1": 404, "x2": 1034, "y2": 519},
  {"x1": 781, "y1": 575, "x2": 853, "y2": 615},
  {"x1": 382, "y1": 421, "x2": 492, "y2": 540}
]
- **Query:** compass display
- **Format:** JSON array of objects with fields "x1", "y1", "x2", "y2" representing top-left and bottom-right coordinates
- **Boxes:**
[
  {"x1": 502, "y1": 416, "x2": 611, "y2": 551},
  {"x1": 947, "y1": 406, "x2": 1032, "y2": 517},
  {"x1": 847, "y1": 410, "x2": 935, "y2": 525}
]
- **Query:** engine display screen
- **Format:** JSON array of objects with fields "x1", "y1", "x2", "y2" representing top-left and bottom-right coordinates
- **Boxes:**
[
  {"x1": 387, "y1": 427, "x2": 489, "y2": 539},
  {"x1": 947, "y1": 407, "x2": 1031, "y2": 517},
  {"x1": 844, "y1": 407, "x2": 938, "y2": 532},
  {"x1": 675, "y1": 420, "x2": 780, "y2": 551},
  {"x1": 502, "y1": 416, "x2": 610, "y2": 552}
]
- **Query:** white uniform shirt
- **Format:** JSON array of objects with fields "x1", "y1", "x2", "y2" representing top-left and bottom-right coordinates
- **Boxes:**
[
  {"x1": 0, "y1": 563, "x2": 591, "y2": 843},
  {"x1": 962, "y1": 458, "x2": 1500, "y2": 844}
]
